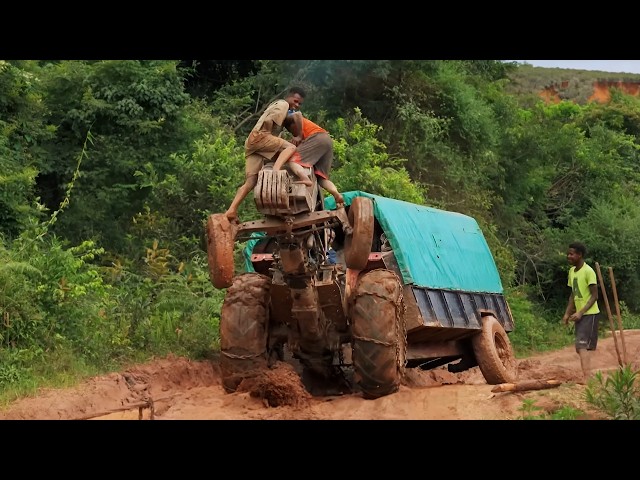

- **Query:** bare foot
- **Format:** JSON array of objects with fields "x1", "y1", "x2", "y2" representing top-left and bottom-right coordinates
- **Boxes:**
[
  {"x1": 297, "y1": 177, "x2": 313, "y2": 187},
  {"x1": 333, "y1": 193, "x2": 344, "y2": 204}
]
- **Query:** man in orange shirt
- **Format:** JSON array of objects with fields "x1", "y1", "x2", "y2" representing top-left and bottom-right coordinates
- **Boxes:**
[{"x1": 279, "y1": 111, "x2": 344, "y2": 205}]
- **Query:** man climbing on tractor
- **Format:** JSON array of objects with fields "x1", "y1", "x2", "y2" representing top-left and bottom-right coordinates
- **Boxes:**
[
  {"x1": 225, "y1": 87, "x2": 312, "y2": 223},
  {"x1": 282, "y1": 111, "x2": 344, "y2": 206}
]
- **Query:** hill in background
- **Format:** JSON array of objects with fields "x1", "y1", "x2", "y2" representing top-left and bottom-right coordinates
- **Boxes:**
[{"x1": 506, "y1": 63, "x2": 640, "y2": 104}]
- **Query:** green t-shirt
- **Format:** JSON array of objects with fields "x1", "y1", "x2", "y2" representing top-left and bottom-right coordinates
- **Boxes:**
[{"x1": 567, "y1": 263, "x2": 600, "y2": 315}]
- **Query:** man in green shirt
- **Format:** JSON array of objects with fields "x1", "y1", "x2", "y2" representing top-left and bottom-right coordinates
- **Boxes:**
[{"x1": 562, "y1": 241, "x2": 600, "y2": 384}]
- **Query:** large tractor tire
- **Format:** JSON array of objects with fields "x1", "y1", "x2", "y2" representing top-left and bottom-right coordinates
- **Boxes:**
[
  {"x1": 472, "y1": 315, "x2": 517, "y2": 385},
  {"x1": 344, "y1": 196, "x2": 374, "y2": 270},
  {"x1": 219, "y1": 273, "x2": 271, "y2": 393},
  {"x1": 351, "y1": 269, "x2": 406, "y2": 399},
  {"x1": 206, "y1": 213, "x2": 237, "y2": 289}
]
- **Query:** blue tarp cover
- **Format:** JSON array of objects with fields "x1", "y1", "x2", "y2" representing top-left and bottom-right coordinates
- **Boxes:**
[{"x1": 324, "y1": 191, "x2": 504, "y2": 294}]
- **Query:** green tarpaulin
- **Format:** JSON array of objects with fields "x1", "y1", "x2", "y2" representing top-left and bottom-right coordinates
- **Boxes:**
[{"x1": 326, "y1": 191, "x2": 503, "y2": 294}]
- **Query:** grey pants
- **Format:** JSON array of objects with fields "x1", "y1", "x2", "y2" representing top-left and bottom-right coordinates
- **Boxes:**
[{"x1": 575, "y1": 313, "x2": 599, "y2": 351}]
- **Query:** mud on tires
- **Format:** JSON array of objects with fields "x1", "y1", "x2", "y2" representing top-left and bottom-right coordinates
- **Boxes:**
[
  {"x1": 351, "y1": 269, "x2": 406, "y2": 399},
  {"x1": 344, "y1": 196, "x2": 374, "y2": 270},
  {"x1": 219, "y1": 273, "x2": 271, "y2": 393},
  {"x1": 472, "y1": 315, "x2": 517, "y2": 385},
  {"x1": 206, "y1": 213, "x2": 237, "y2": 289}
]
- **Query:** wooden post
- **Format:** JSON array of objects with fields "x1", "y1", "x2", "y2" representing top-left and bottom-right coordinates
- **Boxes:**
[
  {"x1": 608, "y1": 267, "x2": 629, "y2": 364},
  {"x1": 595, "y1": 262, "x2": 623, "y2": 367},
  {"x1": 491, "y1": 379, "x2": 562, "y2": 393}
]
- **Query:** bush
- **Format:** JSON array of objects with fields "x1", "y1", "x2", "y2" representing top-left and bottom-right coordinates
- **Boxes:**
[
  {"x1": 506, "y1": 286, "x2": 573, "y2": 356},
  {"x1": 585, "y1": 364, "x2": 640, "y2": 420}
]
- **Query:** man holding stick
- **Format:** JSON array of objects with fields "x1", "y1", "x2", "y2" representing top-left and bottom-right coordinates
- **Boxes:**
[{"x1": 562, "y1": 241, "x2": 600, "y2": 384}]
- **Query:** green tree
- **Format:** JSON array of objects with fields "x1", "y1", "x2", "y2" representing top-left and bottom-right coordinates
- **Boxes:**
[
  {"x1": 37, "y1": 60, "x2": 191, "y2": 252},
  {"x1": 329, "y1": 109, "x2": 426, "y2": 204},
  {"x1": 0, "y1": 60, "x2": 54, "y2": 238},
  {"x1": 134, "y1": 106, "x2": 246, "y2": 259}
]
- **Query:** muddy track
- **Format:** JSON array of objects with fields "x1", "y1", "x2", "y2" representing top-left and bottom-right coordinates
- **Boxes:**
[{"x1": 2, "y1": 331, "x2": 639, "y2": 420}]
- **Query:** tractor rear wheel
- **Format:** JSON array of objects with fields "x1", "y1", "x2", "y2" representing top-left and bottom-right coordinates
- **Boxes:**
[
  {"x1": 351, "y1": 269, "x2": 406, "y2": 399},
  {"x1": 219, "y1": 273, "x2": 271, "y2": 393}
]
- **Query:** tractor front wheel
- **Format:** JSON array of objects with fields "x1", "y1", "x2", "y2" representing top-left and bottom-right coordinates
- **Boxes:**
[
  {"x1": 206, "y1": 213, "x2": 237, "y2": 289},
  {"x1": 344, "y1": 197, "x2": 374, "y2": 270}
]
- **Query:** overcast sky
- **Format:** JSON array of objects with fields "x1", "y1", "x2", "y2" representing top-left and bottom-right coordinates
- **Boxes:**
[{"x1": 505, "y1": 60, "x2": 640, "y2": 74}]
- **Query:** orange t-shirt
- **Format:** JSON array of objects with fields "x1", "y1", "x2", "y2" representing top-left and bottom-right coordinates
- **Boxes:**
[{"x1": 301, "y1": 118, "x2": 327, "y2": 139}]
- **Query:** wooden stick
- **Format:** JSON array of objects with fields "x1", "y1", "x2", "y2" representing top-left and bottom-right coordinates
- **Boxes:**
[
  {"x1": 491, "y1": 379, "x2": 562, "y2": 393},
  {"x1": 608, "y1": 267, "x2": 629, "y2": 364},
  {"x1": 595, "y1": 262, "x2": 623, "y2": 367},
  {"x1": 75, "y1": 400, "x2": 154, "y2": 420}
]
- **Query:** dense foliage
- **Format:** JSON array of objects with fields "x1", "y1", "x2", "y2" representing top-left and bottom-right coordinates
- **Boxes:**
[{"x1": 2, "y1": 59, "x2": 639, "y2": 400}]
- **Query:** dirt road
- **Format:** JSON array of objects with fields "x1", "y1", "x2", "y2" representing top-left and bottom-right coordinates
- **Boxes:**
[{"x1": 2, "y1": 330, "x2": 638, "y2": 420}]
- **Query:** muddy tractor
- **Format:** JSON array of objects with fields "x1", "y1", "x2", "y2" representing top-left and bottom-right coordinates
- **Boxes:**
[{"x1": 206, "y1": 164, "x2": 517, "y2": 399}]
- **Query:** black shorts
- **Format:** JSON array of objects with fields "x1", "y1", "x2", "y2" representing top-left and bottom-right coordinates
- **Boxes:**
[{"x1": 575, "y1": 313, "x2": 599, "y2": 351}]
